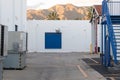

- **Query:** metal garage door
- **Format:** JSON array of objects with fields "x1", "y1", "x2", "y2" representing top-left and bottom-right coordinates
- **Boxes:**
[{"x1": 45, "y1": 32, "x2": 62, "y2": 49}]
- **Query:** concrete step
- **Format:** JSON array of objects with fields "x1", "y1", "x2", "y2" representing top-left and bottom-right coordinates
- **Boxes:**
[
  {"x1": 115, "y1": 42, "x2": 120, "y2": 45},
  {"x1": 115, "y1": 37, "x2": 120, "y2": 40},
  {"x1": 117, "y1": 49, "x2": 120, "y2": 52},
  {"x1": 116, "y1": 47, "x2": 120, "y2": 50},
  {"x1": 115, "y1": 34, "x2": 120, "y2": 36},
  {"x1": 113, "y1": 26, "x2": 120, "y2": 30},
  {"x1": 117, "y1": 53, "x2": 120, "y2": 56},
  {"x1": 115, "y1": 39, "x2": 120, "y2": 42},
  {"x1": 117, "y1": 57, "x2": 120, "y2": 60},
  {"x1": 115, "y1": 40, "x2": 120, "y2": 42},
  {"x1": 116, "y1": 47, "x2": 120, "y2": 49},
  {"x1": 114, "y1": 31, "x2": 120, "y2": 34},
  {"x1": 115, "y1": 36, "x2": 120, "y2": 38},
  {"x1": 114, "y1": 32, "x2": 120, "y2": 35},
  {"x1": 114, "y1": 29, "x2": 120, "y2": 30}
]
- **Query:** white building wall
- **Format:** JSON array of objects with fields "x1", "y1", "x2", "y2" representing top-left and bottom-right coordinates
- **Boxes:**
[
  {"x1": 13, "y1": 0, "x2": 26, "y2": 31},
  {"x1": 22, "y1": 0, "x2": 27, "y2": 32},
  {"x1": 97, "y1": 24, "x2": 101, "y2": 49},
  {"x1": 0, "y1": 0, "x2": 13, "y2": 27},
  {"x1": 91, "y1": 22, "x2": 101, "y2": 53},
  {"x1": 108, "y1": 1, "x2": 120, "y2": 15},
  {"x1": 91, "y1": 22, "x2": 96, "y2": 53},
  {"x1": 0, "y1": 0, "x2": 26, "y2": 31},
  {"x1": 27, "y1": 20, "x2": 91, "y2": 52}
]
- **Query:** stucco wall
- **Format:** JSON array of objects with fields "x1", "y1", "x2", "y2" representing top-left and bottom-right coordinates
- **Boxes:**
[
  {"x1": 0, "y1": 0, "x2": 26, "y2": 31},
  {"x1": 27, "y1": 20, "x2": 91, "y2": 52}
]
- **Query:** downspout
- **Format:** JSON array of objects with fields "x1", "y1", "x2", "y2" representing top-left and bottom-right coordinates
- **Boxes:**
[{"x1": 95, "y1": 18, "x2": 98, "y2": 54}]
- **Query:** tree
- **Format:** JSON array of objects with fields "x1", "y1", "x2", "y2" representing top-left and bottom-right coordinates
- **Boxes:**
[
  {"x1": 87, "y1": 7, "x2": 93, "y2": 19},
  {"x1": 47, "y1": 12, "x2": 60, "y2": 20}
]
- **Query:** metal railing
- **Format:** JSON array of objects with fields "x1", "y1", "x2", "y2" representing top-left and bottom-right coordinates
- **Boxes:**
[{"x1": 102, "y1": 0, "x2": 117, "y2": 64}]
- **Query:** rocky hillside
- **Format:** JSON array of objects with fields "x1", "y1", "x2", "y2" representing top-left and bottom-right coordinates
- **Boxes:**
[{"x1": 27, "y1": 4, "x2": 91, "y2": 20}]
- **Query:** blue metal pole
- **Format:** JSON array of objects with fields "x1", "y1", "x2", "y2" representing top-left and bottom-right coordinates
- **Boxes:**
[
  {"x1": 108, "y1": 36, "x2": 111, "y2": 66},
  {"x1": 101, "y1": 0, "x2": 105, "y2": 66},
  {"x1": 101, "y1": 24, "x2": 104, "y2": 65},
  {"x1": 106, "y1": 35, "x2": 111, "y2": 67},
  {"x1": 104, "y1": 25, "x2": 107, "y2": 66}
]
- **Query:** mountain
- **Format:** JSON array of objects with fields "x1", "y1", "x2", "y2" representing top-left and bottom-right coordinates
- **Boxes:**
[{"x1": 27, "y1": 4, "x2": 91, "y2": 20}]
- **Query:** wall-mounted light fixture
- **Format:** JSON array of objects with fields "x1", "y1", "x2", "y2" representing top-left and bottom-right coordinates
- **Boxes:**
[{"x1": 55, "y1": 28, "x2": 61, "y2": 33}]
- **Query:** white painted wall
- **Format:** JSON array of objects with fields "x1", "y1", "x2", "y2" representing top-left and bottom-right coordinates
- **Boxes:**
[
  {"x1": 27, "y1": 20, "x2": 91, "y2": 52},
  {"x1": 97, "y1": 24, "x2": 101, "y2": 49},
  {"x1": 13, "y1": 0, "x2": 27, "y2": 31},
  {"x1": 91, "y1": 22, "x2": 96, "y2": 53},
  {"x1": 91, "y1": 23, "x2": 101, "y2": 53},
  {"x1": 108, "y1": 1, "x2": 120, "y2": 15},
  {"x1": 91, "y1": 16, "x2": 102, "y2": 53},
  {"x1": 0, "y1": 0, "x2": 13, "y2": 27},
  {"x1": 0, "y1": 0, "x2": 26, "y2": 31}
]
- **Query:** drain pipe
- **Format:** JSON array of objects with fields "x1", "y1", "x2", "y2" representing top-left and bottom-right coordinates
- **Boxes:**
[{"x1": 15, "y1": 25, "x2": 18, "y2": 31}]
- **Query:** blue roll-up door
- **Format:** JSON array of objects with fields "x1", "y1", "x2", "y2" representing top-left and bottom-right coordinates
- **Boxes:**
[{"x1": 45, "y1": 32, "x2": 62, "y2": 49}]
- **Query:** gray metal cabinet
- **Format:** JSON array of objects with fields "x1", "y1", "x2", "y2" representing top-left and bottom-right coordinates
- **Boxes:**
[
  {"x1": 3, "y1": 31, "x2": 27, "y2": 69},
  {"x1": 3, "y1": 51, "x2": 26, "y2": 69}
]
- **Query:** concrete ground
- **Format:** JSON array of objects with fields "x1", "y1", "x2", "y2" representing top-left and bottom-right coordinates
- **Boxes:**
[{"x1": 3, "y1": 52, "x2": 106, "y2": 80}]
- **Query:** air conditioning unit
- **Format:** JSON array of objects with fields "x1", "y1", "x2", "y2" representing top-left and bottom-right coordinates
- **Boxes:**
[
  {"x1": 3, "y1": 31, "x2": 27, "y2": 69},
  {"x1": 8, "y1": 31, "x2": 27, "y2": 52}
]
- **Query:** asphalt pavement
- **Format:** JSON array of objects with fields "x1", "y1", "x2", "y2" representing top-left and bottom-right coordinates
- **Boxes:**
[{"x1": 3, "y1": 52, "x2": 106, "y2": 80}]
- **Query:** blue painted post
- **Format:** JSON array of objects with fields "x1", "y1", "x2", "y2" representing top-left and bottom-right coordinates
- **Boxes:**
[
  {"x1": 104, "y1": 25, "x2": 107, "y2": 66},
  {"x1": 108, "y1": 36, "x2": 111, "y2": 66},
  {"x1": 101, "y1": 25, "x2": 104, "y2": 65},
  {"x1": 101, "y1": 0, "x2": 105, "y2": 66},
  {"x1": 105, "y1": 35, "x2": 111, "y2": 67}
]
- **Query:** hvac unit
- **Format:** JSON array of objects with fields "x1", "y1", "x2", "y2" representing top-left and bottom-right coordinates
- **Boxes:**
[{"x1": 3, "y1": 31, "x2": 27, "y2": 69}]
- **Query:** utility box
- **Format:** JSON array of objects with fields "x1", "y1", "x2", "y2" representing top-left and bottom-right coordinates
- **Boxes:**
[
  {"x1": 3, "y1": 31, "x2": 27, "y2": 69},
  {"x1": 8, "y1": 31, "x2": 27, "y2": 51},
  {"x1": 3, "y1": 51, "x2": 26, "y2": 69}
]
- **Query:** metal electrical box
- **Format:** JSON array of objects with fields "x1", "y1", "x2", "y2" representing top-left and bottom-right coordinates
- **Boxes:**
[
  {"x1": 3, "y1": 31, "x2": 27, "y2": 69},
  {"x1": 0, "y1": 24, "x2": 8, "y2": 80}
]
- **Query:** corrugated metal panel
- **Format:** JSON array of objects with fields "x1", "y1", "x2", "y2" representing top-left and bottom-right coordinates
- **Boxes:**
[{"x1": 108, "y1": 2, "x2": 120, "y2": 15}]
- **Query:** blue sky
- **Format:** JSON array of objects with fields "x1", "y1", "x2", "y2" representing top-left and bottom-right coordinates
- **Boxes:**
[{"x1": 27, "y1": 0, "x2": 102, "y2": 9}]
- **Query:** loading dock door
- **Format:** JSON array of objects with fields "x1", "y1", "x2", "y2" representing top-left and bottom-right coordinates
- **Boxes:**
[{"x1": 45, "y1": 33, "x2": 62, "y2": 49}]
